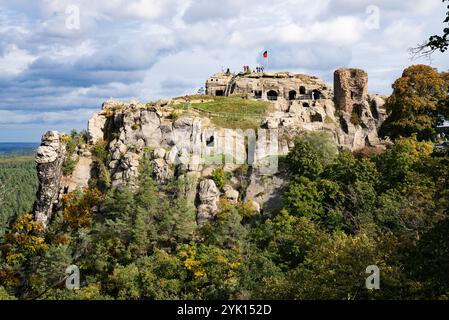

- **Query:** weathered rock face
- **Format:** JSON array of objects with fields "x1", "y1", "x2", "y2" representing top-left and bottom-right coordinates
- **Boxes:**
[
  {"x1": 245, "y1": 170, "x2": 288, "y2": 213},
  {"x1": 104, "y1": 104, "x2": 164, "y2": 188},
  {"x1": 88, "y1": 113, "x2": 107, "y2": 144},
  {"x1": 334, "y1": 68, "x2": 368, "y2": 114},
  {"x1": 152, "y1": 158, "x2": 174, "y2": 184},
  {"x1": 335, "y1": 106, "x2": 380, "y2": 150},
  {"x1": 223, "y1": 184, "x2": 239, "y2": 203},
  {"x1": 197, "y1": 179, "x2": 220, "y2": 225},
  {"x1": 33, "y1": 131, "x2": 67, "y2": 228},
  {"x1": 330, "y1": 68, "x2": 386, "y2": 150},
  {"x1": 179, "y1": 171, "x2": 201, "y2": 204},
  {"x1": 32, "y1": 67, "x2": 388, "y2": 229}
]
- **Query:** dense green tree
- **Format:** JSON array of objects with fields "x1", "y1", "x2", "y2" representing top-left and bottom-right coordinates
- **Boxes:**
[
  {"x1": 283, "y1": 177, "x2": 325, "y2": 223},
  {"x1": 3, "y1": 107, "x2": 449, "y2": 300},
  {"x1": 178, "y1": 242, "x2": 243, "y2": 299},
  {"x1": 406, "y1": 218, "x2": 449, "y2": 299},
  {"x1": 0, "y1": 156, "x2": 37, "y2": 236},
  {"x1": 286, "y1": 132, "x2": 337, "y2": 179},
  {"x1": 376, "y1": 135, "x2": 433, "y2": 190},
  {"x1": 0, "y1": 287, "x2": 17, "y2": 300},
  {"x1": 250, "y1": 211, "x2": 327, "y2": 270},
  {"x1": 286, "y1": 231, "x2": 408, "y2": 300}
]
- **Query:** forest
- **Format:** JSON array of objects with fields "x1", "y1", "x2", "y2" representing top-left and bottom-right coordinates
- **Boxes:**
[
  {"x1": 0, "y1": 155, "x2": 37, "y2": 238},
  {"x1": 0, "y1": 65, "x2": 448, "y2": 300}
]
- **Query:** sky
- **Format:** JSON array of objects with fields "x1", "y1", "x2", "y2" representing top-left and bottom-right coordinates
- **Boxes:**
[{"x1": 0, "y1": 0, "x2": 448, "y2": 142}]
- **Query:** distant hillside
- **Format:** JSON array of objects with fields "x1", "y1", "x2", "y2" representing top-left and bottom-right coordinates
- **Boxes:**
[{"x1": 0, "y1": 143, "x2": 39, "y2": 156}]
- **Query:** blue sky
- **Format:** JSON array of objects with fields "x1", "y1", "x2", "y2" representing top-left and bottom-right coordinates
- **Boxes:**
[{"x1": 0, "y1": 0, "x2": 448, "y2": 142}]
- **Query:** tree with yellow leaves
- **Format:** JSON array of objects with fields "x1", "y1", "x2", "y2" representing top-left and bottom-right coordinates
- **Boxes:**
[
  {"x1": 380, "y1": 65, "x2": 449, "y2": 141},
  {"x1": 1, "y1": 214, "x2": 48, "y2": 265}
]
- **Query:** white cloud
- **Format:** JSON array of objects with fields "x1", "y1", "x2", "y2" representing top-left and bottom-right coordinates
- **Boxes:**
[
  {"x1": 382, "y1": 19, "x2": 424, "y2": 49},
  {"x1": 278, "y1": 17, "x2": 364, "y2": 45},
  {"x1": 0, "y1": 44, "x2": 36, "y2": 75},
  {"x1": 0, "y1": 0, "x2": 448, "y2": 142},
  {"x1": 0, "y1": 108, "x2": 95, "y2": 124},
  {"x1": 183, "y1": 0, "x2": 241, "y2": 23},
  {"x1": 326, "y1": 0, "x2": 438, "y2": 16},
  {"x1": 34, "y1": 0, "x2": 170, "y2": 20}
]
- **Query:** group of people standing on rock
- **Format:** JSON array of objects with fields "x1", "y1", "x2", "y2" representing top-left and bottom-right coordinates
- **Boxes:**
[{"x1": 242, "y1": 65, "x2": 265, "y2": 73}]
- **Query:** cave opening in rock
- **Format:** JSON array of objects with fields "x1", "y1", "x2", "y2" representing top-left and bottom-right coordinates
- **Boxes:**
[
  {"x1": 267, "y1": 90, "x2": 278, "y2": 101},
  {"x1": 310, "y1": 113, "x2": 323, "y2": 122},
  {"x1": 206, "y1": 135, "x2": 215, "y2": 147},
  {"x1": 288, "y1": 90, "x2": 297, "y2": 100},
  {"x1": 340, "y1": 116, "x2": 349, "y2": 134},
  {"x1": 215, "y1": 90, "x2": 224, "y2": 96}
]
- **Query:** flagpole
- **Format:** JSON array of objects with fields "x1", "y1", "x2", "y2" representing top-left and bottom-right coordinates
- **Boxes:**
[{"x1": 263, "y1": 50, "x2": 268, "y2": 72}]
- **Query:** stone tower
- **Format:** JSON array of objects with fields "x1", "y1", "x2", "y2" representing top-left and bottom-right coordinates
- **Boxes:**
[{"x1": 334, "y1": 68, "x2": 369, "y2": 114}]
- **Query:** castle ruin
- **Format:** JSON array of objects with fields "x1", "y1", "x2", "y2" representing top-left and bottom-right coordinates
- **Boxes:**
[
  {"x1": 205, "y1": 68, "x2": 376, "y2": 118},
  {"x1": 206, "y1": 71, "x2": 333, "y2": 101}
]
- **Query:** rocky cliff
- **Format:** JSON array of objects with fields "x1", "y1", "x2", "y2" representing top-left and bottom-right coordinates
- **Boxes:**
[
  {"x1": 32, "y1": 68, "x2": 387, "y2": 228},
  {"x1": 33, "y1": 131, "x2": 67, "y2": 228}
]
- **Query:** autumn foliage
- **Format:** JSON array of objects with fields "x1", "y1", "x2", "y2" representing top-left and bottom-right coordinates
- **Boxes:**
[
  {"x1": 62, "y1": 188, "x2": 104, "y2": 229},
  {"x1": 380, "y1": 64, "x2": 449, "y2": 141},
  {"x1": 1, "y1": 214, "x2": 47, "y2": 265}
]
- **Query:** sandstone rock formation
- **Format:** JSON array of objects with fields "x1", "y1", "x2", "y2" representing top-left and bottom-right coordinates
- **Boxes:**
[
  {"x1": 88, "y1": 113, "x2": 107, "y2": 144},
  {"x1": 245, "y1": 171, "x2": 288, "y2": 213},
  {"x1": 152, "y1": 158, "x2": 174, "y2": 184},
  {"x1": 33, "y1": 131, "x2": 67, "y2": 228},
  {"x1": 31, "y1": 67, "x2": 388, "y2": 228},
  {"x1": 223, "y1": 184, "x2": 239, "y2": 203},
  {"x1": 197, "y1": 179, "x2": 220, "y2": 225}
]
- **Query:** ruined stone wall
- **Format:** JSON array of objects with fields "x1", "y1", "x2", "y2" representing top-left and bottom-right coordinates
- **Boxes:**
[
  {"x1": 205, "y1": 73, "x2": 234, "y2": 96},
  {"x1": 206, "y1": 72, "x2": 333, "y2": 100},
  {"x1": 334, "y1": 68, "x2": 369, "y2": 114}
]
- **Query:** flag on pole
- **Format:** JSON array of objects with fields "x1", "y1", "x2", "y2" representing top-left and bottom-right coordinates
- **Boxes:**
[{"x1": 263, "y1": 50, "x2": 268, "y2": 58}]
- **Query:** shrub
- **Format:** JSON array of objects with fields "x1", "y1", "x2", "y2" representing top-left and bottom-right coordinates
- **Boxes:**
[
  {"x1": 211, "y1": 168, "x2": 232, "y2": 189},
  {"x1": 167, "y1": 111, "x2": 180, "y2": 121},
  {"x1": 92, "y1": 139, "x2": 108, "y2": 164},
  {"x1": 62, "y1": 188, "x2": 104, "y2": 229},
  {"x1": 2, "y1": 214, "x2": 48, "y2": 265},
  {"x1": 62, "y1": 156, "x2": 78, "y2": 176},
  {"x1": 62, "y1": 132, "x2": 87, "y2": 175},
  {"x1": 350, "y1": 112, "x2": 362, "y2": 126},
  {"x1": 324, "y1": 115, "x2": 334, "y2": 124}
]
